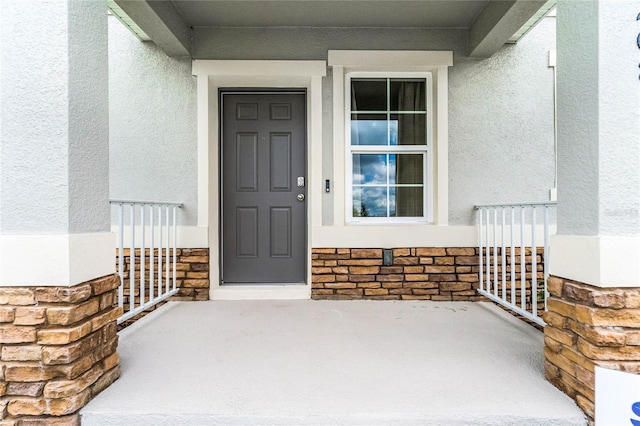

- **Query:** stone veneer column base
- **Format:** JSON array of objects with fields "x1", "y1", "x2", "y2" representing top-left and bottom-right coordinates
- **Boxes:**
[
  {"x1": 544, "y1": 276, "x2": 640, "y2": 424},
  {"x1": 0, "y1": 274, "x2": 122, "y2": 425},
  {"x1": 312, "y1": 248, "x2": 484, "y2": 300}
]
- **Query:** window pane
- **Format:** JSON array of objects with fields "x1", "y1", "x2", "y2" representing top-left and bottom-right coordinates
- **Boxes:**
[
  {"x1": 389, "y1": 119, "x2": 399, "y2": 145},
  {"x1": 351, "y1": 79, "x2": 387, "y2": 111},
  {"x1": 392, "y1": 113, "x2": 426, "y2": 145},
  {"x1": 391, "y1": 187, "x2": 424, "y2": 217},
  {"x1": 390, "y1": 79, "x2": 426, "y2": 112},
  {"x1": 391, "y1": 154, "x2": 423, "y2": 184},
  {"x1": 353, "y1": 186, "x2": 388, "y2": 217},
  {"x1": 353, "y1": 154, "x2": 387, "y2": 185},
  {"x1": 351, "y1": 114, "x2": 388, "y2": 145}
]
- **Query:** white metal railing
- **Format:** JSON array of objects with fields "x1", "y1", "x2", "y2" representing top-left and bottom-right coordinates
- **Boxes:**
[
  {"x1": 475, "y1": 202, "x2": 556, "y2": 326},
  {"x1": 110, "y1": 200, "x2": 182, "y2": 325}
]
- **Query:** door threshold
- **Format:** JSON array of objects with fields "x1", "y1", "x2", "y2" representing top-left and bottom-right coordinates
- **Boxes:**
[{"x1": 210, "y1": 284, "x2": 311, "y2": 300}]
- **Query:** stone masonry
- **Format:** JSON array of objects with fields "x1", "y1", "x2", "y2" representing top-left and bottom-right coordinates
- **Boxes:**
[
  {"x1": 0, "y1": 274, "x2": 122, "y2": 425},
  {"x1": 312, "y1": 248, "x2": 485, "y2": 300},
  {"x1": 544, "y1": 276, "x2": 640, "y2": 424}
]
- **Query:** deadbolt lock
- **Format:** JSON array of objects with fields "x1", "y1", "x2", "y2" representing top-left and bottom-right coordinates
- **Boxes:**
[{"x1": 297, "y1": 194, "x2": 305, "y2": 202}]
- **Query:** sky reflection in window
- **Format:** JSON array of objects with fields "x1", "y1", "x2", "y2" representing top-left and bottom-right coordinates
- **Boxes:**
[
  {"x1": 353, "y1": 186, "x2": 388, "y2": 217},
  {"x1": 351, "y1": 119, "x2": 398, "y2": 145}
]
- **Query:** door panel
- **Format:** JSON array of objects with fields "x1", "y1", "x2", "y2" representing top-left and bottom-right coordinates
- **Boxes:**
[{"x1": 222, "y1": 92, "x2": 306, "y2": 284}]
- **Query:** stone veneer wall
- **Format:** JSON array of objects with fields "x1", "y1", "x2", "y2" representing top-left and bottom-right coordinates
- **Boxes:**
[
  {"x1": 0, "y1": 274, "x2": 122, "y2": 425},
  {"x1": 116, "y1": 248, "x2": 209, "y2": 327},
  {"x1": 312, "y1": 248, "x2": 484, "y2": 300},
  {"x1": 544, "y1": 276, "x2": 640, "y2": 423}
]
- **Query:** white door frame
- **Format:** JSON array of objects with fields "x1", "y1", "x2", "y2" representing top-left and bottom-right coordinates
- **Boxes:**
[{"x1": 192, "y1": 60, "x2": 326, "y2": 300}]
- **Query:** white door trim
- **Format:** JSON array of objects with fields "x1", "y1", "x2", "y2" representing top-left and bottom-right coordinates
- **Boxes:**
[{"x1": 192, "y1": 60, "x2": 326, "y2": 300}]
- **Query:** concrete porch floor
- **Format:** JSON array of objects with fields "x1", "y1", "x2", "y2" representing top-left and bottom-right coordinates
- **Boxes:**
[{"x1": 81, "y1": 300, "x2": 586, "y2": 425}]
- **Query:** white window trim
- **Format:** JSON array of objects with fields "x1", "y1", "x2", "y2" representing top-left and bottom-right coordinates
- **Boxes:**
[
  {"x1": 328, "y1": 50, "x2": 452, "y2": 227},
  {"x1": 346, "y1": 72, "x2": 433, "y2": 224}
]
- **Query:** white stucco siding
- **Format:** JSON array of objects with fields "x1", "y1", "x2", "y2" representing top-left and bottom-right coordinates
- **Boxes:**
[
  {"x1": 108, "y1": 15, "x2": 197, "y2": 226},
  {"x1": 68, "y1": 0, "x2": 110, "y2": 233},
  {"x1": 0, "y1": 0, "x2": 109, "y2": 234},
  {"x1": 449, "y1": 17, "x2": 556, "y2": 225},
  {"x1": 556, "y1": 1, "x2": 640, "y2": 238},
  {"x1": 556, "y1": 1, "x2": 599, "y2": 236},
  {"x1": 597, "y1": 1, "x2": 640, "y2": 237}
]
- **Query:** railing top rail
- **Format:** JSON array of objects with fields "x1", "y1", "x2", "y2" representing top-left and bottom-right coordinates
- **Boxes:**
[
  {"x1": 109, "y1": 199, "x2": 183, "y2": 207},
  {"x1": 475, "y1": 201, "x2": 557, "y2": 209}
]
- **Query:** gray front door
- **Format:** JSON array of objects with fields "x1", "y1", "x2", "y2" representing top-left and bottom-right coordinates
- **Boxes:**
[{"x1": 221, "y1": 92, "x2": 307, "y2": 284}]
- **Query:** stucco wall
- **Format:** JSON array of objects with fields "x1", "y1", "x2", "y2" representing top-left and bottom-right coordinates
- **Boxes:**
[
  {"x1": 557, "y1": 1, "x2": 640, "y2": 237},
  {"x1": 1, "y1": 0, "x2": 109, "y2": 234},
  {"x1": 449, "y1": 17, "x2": 556, "y2": 225},
  {"x1": 108, "y1": 15, "x2": 197, "y2": 225},
  {"x1": 109, "y1": 16, "x2": 555, "y2": 228}
]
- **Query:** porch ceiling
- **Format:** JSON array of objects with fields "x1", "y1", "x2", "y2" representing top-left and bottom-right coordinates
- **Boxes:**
[
  {"x1": 172, "y1": 1, "x2": 489, "y2": 28},
  {"x1": 112, "y1": 0, "x2": 553, "y2": 59}
]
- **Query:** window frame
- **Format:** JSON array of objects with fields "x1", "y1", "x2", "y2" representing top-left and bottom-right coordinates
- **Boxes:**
[{"x1": 345, "y1": 72, "x2": 434, "y2": 224}]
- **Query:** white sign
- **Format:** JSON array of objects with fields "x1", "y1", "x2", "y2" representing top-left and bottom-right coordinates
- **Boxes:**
[{"x1": 596, "y1": 366, "x2": 640, "y2": 425}]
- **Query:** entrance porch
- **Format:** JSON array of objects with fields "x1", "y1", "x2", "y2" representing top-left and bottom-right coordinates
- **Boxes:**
[{"x1": 81, "y1": 300, "x2": 585, "y2": 425}]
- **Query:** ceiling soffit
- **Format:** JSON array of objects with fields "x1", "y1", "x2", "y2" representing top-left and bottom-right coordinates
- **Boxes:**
[{"x1": 115, "y1": 0, "x2": 553, "y2": 59}]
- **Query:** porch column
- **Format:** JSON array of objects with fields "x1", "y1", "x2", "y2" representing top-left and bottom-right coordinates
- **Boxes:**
[
  {"x1": 545, "y1": 0, "x2": 640, "y2": 423},
  {"x1": 0, "y1": 1, "x2": 121, "y2": 424}
]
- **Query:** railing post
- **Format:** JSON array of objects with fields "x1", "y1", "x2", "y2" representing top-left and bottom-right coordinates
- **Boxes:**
[
  {"x1": 544, "y1": 205, "x2": 550, "y2": 310},
  {"x1": 150, "y1": 204, "x2": 154, "y2": 301},
  {"x1": 140, "y1": 203, "x2": 145, "y2": 306},
  {"x1": 520, "y1": 206, "x2": 526, "y2": 311},
  {"x1": 531, "y1": 206, "x2": 537, "y2": 317},
  {"x1": 118, "y1": 203, "x2": 124, "y2": 309},
  {"x1": 510, "y1": 206, "x2": 515, "y2": 305},
  {"x1": 173, "y1": 205, "x2": 178, "y2": 292},
  {"x1": 158, "y1": 205, "x2": 163, "y2": 297},
  {"x1": 485, "y1": 208, "x2": 490, "y2": 294},
  {"x1": 129, "y1": 203, "x2": 135, "y2": 313},
  {"x1": 165, "y1": 205, "x2": 170, "y2": 294},
  {"x1": 501, "y1": 207, "x2": 506, "y2": 300},
  {"x1": 493, "y1": 207, "x2": 498, "y2": 298},
  {"x1": 478, "y1": 208, "x2": 484, "y2": 292}
]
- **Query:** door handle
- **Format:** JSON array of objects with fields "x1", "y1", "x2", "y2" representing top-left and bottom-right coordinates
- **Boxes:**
[{"x1": 297, "y1": 194, "x2": 305, "y2": 202}]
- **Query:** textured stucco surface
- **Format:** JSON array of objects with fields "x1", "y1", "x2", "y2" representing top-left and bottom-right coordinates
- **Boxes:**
[
  {"x1": 557, "y1": 1, "x2": 640, "y2": 237},
  {"x1": 0, "y1": 0, "x2": 109, "y2": 234},
  {"x1": 596, "y1": 1, "x2": 640, "y2": 237},
  {"x1": 109, "y1": 16, "x2": 197, "y2": 225},
  {"x1": 449, "y1": 17, "x2": 556, "y2": 225},
  {"x1": 556, "y1": 1, "x2": 599, "y2": 236},
  {"x1": 68, "y1": 0, "x2": 110, "y2": 233}
]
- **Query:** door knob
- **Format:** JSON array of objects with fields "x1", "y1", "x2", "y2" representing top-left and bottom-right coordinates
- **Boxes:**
[{"x1": 297, "y1": 194, "x2": 305, "y2": 202}]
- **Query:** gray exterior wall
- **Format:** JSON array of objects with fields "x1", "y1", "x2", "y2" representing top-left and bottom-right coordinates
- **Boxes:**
[
  {"x1": 108, "y1": 15, "x2": 197, "y2": 225},
  {"x1": 109, "y1": 16, "x2": 555, "y2": 227}
]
